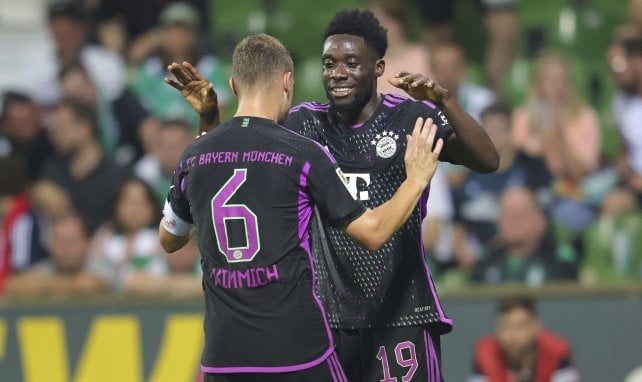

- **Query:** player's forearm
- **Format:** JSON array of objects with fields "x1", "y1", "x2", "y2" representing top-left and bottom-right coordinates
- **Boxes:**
[
  {"x1": 159, "y1": 223, "x2": 191, "y2": 253},
  {"x1": 346, "y1": 178, "x2": 425, "y2": 251},
  {"x1": 198, "y1": 111, "x2": 220, "y2": 135},
  {"x1": 440, "y1": 97, "x2": 499, "y2": 173}
]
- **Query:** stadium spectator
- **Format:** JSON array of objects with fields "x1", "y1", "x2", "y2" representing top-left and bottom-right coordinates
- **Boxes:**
[
  {"x1": 0, "y1": 92, "x2": 54, "y2": 179},
  {"x1": 36, "y1": 99, "x2": 130, "y2": 233},
  {"x1": 21, "y1": 0, "x2": 126, "y2": 106},
  {"x1": 130, "y1": 2, "x2": 230, "y2": 131},
  {"x1": 59, "y1": 61, "x2": 151, "y2": 165},
  {"x1": 135, "y1": 119, "x2": 193, "y2": 206},
  {"x1": 512, "y1": 52, "x2": 602, "y2": 236},
  {"x1": 468, "y1": 295, "x2": 581, "y2": 382},
  {"x1": 417, "y1": 0, "x2": 518, "y2": 92},
  {"x1": 581, "y1": 188, "x2": 642, "y2": 285},
  {"x1": 422, "y1": 166, "x2": 456, "y2": 276},
  {"x1": 88, "y1": 178, "x2": 166, "y2": 293},
  {"x1": 0, "y1": 157, "x2": 49, "y2": 295},
  {"x1": 430, "y1": 42, "x2": 495, "y2": 122},
  {"x1": 93, "y1": 0, "x2": 209, "y2": 64},
  {"x1": 370, "y1": 1, "x2": 432, "y2": 96},
  {"x1": 472, "y1": 186, "x2": 577, "y2": 286},
  {"x1": 5, "y1": 213, "x2": 106, "y2": 298},
  {"x1": 452, "y1": 104, "x2": 551, "y2": 271}
]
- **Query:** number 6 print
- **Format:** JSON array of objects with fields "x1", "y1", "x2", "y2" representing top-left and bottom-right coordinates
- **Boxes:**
[{"x1": 211, "y1": 169, "x2": 261, "y2": 262}]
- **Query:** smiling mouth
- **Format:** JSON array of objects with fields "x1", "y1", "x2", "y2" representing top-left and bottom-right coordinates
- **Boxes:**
[{"x1": 329, "y1": 86, "x2": 353, "y2": 98}]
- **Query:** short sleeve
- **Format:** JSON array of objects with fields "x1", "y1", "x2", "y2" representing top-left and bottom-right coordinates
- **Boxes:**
[
  {"x1": 166, "y1": 154, "x2": 195, "y2": 225},
  {"x1": 414, "y1": 101, "x2": 455, "y2": 163},
  {"x1": 306, "y1": 144, "x2": 366, "y2": 228}
]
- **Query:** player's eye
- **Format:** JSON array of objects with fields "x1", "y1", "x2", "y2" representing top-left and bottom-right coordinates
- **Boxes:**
[
  {"x1": 347, "y1": 61, "x2": 359, "y2": 68},
  {"x1": 323, "y1": 61, "x2": 334, "y2": 69}
]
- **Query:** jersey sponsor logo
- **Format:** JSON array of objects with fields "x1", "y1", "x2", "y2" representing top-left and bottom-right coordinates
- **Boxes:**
[
  {"x1": 371, "y1": 131, "x2": 399, "y2": 159},
  {"x1": 344, "y1": 173, "x2": 371, "y2": 201}
]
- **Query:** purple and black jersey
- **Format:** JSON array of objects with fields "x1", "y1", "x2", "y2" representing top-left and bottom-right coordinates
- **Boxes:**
[
  {"x1": 285, "y1": 94, "x2": 455, "y2": 332},
  {"x1": 167, "y1": 116, "x2": 365, "y2": 371}
]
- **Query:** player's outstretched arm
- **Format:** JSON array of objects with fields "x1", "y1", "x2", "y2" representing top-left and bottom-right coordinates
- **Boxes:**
[
  {"x1": 388, "y1": 71, "x2": 499, "y2": 173},
  {"x1": 344, "y1": 117, "x2": 443, "y2": 251},
  {"x1": 165, "y1": 61, "x2": 220, "y2": 135}
]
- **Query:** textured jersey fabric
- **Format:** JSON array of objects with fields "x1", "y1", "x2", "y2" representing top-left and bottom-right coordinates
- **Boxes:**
[
  {"x1": 285, "y1": 94, "x2": 455, "y2": 332},
  {"x1": 167, "y1": 116, "x2": 365, "y2": 371}
]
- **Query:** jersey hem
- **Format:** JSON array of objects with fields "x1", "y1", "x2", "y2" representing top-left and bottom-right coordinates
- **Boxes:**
[{"x1": 200, "y1": 346, "x2": 334, "y2": 374}]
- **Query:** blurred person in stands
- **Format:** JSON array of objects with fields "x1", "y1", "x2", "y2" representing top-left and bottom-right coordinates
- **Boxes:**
[
  {"x1": 59, "y1": 61, "x2": 151, "y2": 165},
  {"x1": 22, "y1": 1, "x2": 126, "y2": 107},
  {"x1": 452, "y1": 104, "x2": 551, "y2": 273},
  {"x1": 430, "y1": 42, "x2": 495, "y2": 122},
  {"x1": 88, "y1": 178, "x2": 167, "y2": 293},
  {"x1": 370, "y1": 1, "x2": 432, "y2": 96},
  {"x1": 131, "y1": 2, "x2": 230, "y2": 131},
  {"x1": 468, "y1": 295, "x2": 580, "y2": 382},
  {"x1": 582, "y1": 188, "x2": 642, "y2": 285},
  {"x1": 36, "y1": 99, "x2": 130, "y2": 234},
  {"x1": 0, "y1": 92, "x2": 54, "y2": 178},
  {"x1": 471, "y1": 186, "x2": 577, "y2": 286},
  {"x1": 124, "y1": 237, "x2": 203, "y2": 297},
  {"x1": 134, "y1": 119, "x2": 193, "y2": 206},
  {"x1": 418, "y1": 0, "x2": 518, "y2": 93},
  {"x1": 0, "y1": 157, "x2": 49, "y2": 295},
  {"x1": 5, "y1": 213, "x2": 106, "y2": 298},
  {"x1": 93, "y1": 0, "x2": 209, "y2": 64},
  {"x1": 512, "y1": 52, "x2": 602, "y2": 237}
]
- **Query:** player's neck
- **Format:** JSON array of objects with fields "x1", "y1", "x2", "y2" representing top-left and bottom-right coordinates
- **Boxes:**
[
  {"x1": 336, "y1": 92, "x2": 381, "y2": 125},
  {"x1": 235, "y1": 95, "x2": 282, "y2": 123}
]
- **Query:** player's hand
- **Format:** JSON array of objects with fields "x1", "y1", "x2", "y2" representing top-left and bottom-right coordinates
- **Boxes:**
[
  {"x1": 404, "y1": 117, "x2": 444, "y2": 187},
  {"x1": 165, "y1": 61, "x2": 219, "y2": 132},
  {"x1": 387, "y1": 71, "x2": 450, "y2": 105}
]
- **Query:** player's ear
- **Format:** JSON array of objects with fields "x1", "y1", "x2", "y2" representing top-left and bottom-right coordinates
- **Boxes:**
[
  {"x1": 375, "y1": 59, "x2": 385, "y2": 78},
  {"x1": 229, "y1": 77, "x2": 238, "y2": 97},
  {"x1": 283, "y1": 72, "x2": 294, "y2": 100}
]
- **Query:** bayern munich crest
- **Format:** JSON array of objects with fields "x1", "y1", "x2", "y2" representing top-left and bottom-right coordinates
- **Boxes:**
[{"x1": 371, "y1": 131, "x2": 399, "y2": 159}]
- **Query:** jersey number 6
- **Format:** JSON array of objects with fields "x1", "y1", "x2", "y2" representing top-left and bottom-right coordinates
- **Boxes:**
[{"x1": 211, "y1": 169, "x2": 261, "y2": 262}]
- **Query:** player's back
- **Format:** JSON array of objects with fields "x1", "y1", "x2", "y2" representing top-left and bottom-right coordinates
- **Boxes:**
[{"x1": 173, "y1": 116, "x2": 340, "y2": 370}]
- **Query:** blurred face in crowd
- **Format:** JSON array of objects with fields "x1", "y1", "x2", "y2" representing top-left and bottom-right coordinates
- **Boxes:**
[
  {"x1": 50, "y1": 216, "x2": 89, "y2": 274},
  {"x1": 496, "y1": 306, "x2": 540, "y2": 363},
  {"x1": 482, "y1": 112, "x2": 514, "y2": 159},
  {"x1": 1, "y1": 101, "x2": 42, "y2": 144},
  {"x1": 115, "y1": 180, "x2": 157, "y2": 234},
  {"x1": 157, "y1": 122, "x2": 192, "y2": 174},
  {"x1": 430, "y1": 44, "x2": 466, "y2": 94},
  {"x1": 533, "y1": 55, "x2": 571, "y2": 103},
  {"x1": 498, "y1": 187, "x2": 546, "y2": 250},
  {"x1": 161, "y1": 24, "x2": 198, "y2": 59},
  {"x1": 322, "y1": 35, "x2": 382, "y2": 115},
  {"x1": 49, "y1": 16, "x2": 85, "y2": 57},
  {"x1": 50, "y1": 105, "x2": 89, "y2": 157},
  {"x1": 60, "y1": 68, "x2": 97, "y2": 106}
]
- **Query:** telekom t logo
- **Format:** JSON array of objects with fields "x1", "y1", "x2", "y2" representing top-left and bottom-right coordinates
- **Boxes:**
[{"x1": 344, "y1": 173, "x2": 371, "y2": 200}]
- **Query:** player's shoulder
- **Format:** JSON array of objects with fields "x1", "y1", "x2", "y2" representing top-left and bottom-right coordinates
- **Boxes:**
[
  {"x1": 381, "y1": 93, "x2": 439, "y2": 114},
  {"x1": 288, "y1": 101, "x2": 331, "y2": 117}
]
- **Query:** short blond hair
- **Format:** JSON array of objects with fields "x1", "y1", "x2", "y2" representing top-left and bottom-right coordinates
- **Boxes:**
[{"x1": 232, "y1": 33, "x2": 293, "y2": 91}]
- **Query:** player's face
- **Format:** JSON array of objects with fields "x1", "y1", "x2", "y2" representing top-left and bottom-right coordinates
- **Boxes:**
[
  {"x1": 322, "y1": 34, "x2": 381, "y2": 114},
  {"x1": 496, "y1": 308, "x2": 539, "y2": 363}
]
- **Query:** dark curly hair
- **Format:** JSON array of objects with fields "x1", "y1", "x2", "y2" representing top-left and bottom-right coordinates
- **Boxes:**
[{"x1": 323, "y1": 9, "x2": 388, "y2": 59}]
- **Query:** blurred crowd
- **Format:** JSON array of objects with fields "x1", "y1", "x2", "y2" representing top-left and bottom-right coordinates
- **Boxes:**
[{"x1": 0, "y1": 0, "x2": 641, "y2": 300}]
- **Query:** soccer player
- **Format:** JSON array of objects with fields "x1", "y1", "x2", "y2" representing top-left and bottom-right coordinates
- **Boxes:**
[
  {"x1": 171, "y1": 10, "x2": 499, "y2": 381},
  {"x1": 159, "y1": 34, "x2": 445, "y2": 382}
]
